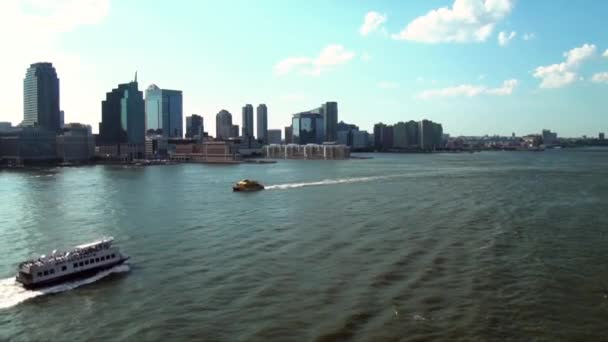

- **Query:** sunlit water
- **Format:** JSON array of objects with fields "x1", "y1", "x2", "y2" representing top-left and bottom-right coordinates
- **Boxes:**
[{"x1": 1, "y1": 150, "x2": 608, "y2": 341}]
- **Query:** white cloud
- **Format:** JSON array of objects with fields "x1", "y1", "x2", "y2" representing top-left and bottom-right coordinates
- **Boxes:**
[
  {"x1": 592, "y1": 72, "x2": 608, "y2": 84},
  {"x1": 417, "y1": 79, "x2": 518, "y2": 99},
  {"x1": 533, "y1": 43, "x2": 596, "y2": 88},
  {"x1": 377, "y1": 81, "x2": 399, "y2": 89},
  {"x1": 360, "y1": 11, "x2": 387, "y2": 36},
  {"x1": 392, "y1": 0, "x2": 514, "y2": 43},
  {"x1": 274, "y1": 44, "x2": 356, "y2": 76},
  {"x1": 603, "y1": 49, "x2": 608, "y2": 57},
  {"x1": 522, "y1": 32, "x2": 535, "y2": 41},
  {"x1": 498, "y1": 31, "x2": 516, "y2": 46}
]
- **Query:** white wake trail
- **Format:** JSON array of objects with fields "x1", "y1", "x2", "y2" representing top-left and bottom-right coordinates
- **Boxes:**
[
  {"x1": 0, "y1": 264, "x2": 130, "y2": 310},
  {"x1": 265, "y1": 175, "x2": 400, "y2": 190}
]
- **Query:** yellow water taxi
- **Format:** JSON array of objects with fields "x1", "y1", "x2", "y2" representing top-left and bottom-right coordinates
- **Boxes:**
[{"x1": 233, "y1": 179, "x2": 265, "y2": 192}]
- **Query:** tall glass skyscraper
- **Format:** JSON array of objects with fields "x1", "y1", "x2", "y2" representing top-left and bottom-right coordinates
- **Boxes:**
[
  {"x1": 145, "y1": 85, "x2": 183, "y2": 138},
  {"x1": 185, "y1": 114, "x2": 204, "y2": 139},
  {"x1": 321, "y1": 102, "x2": 338, "y2": 142},
  {"x1": 241, "y1": 104, "x2": 254, "y2": 138},
  {"x1": 256, "y1": 104, "x2": 268, "y2": 144},
  {"x1": 100, "y1": 80, "x2": 145, "y2": 145},
  {"x1": 23, "y1": 62, "x2": 61, "y2": 131},
  {"x1": 292, "y1": 113, "x2": 324, "y2": 145}
]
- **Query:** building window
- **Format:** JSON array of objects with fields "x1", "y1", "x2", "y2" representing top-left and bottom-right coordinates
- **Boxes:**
[
  {"x1": 44, "y1": 271, "x2": 48, "y2": 276},
  {"x1": 96, "y1": 258, "x2": 100, "y2": 263},
  {"x1": 79, "y1": 262, "x2": 84, "y2": 267},
  {"x1": 62, "y1": 266, "x2": 67, "y2": 271}
]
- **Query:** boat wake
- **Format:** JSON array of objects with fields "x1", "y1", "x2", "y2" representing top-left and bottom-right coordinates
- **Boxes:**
[
  {"x1": 265, "y1": 175, "x2": 400, "y2": 190},
  {"x1": 0, "y1": 264, "x2": 130, "y2": 310}
]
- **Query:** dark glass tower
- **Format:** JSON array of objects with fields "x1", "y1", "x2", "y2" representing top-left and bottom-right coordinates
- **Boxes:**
[
  {"x1": 145, "y1": 85, "x2": 183, "y2": 138},
  {"x1": 100, "y1": 80, "x2": 145, "y2": 145},
  {"x1": 186, "y1": 114, "x2": 204, "y2": 138},
  {"x1": 23, "y1": 62, "x2": 61, "y2": 131},
  {"x1": 256, "y1": 104, "x2": 268, "y2": 144},
  {"x1": 321, "y1": 102, "x2": 338, "y2": 142},
  {"x1": 241, "y1": 104, "x2": 254, "y2": 138}
]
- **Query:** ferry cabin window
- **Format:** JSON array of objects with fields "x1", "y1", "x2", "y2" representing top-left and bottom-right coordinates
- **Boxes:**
[
  {"x1": 79, "y1": 262, "x2": 84, "y2": 267},
  {"x1": 74, "y1": 263, "x2": 78, "y2": 268},
  {"x1": 96, "y1": 258, "x2": 100, "y2": 262},
  {"x1": 85, "y1": 260, "x2": 89, "y2": 265},
  {"x1": 62, "y1": 266, "x2": 67, "y2": 271},
  {"x1": 90, "y1": 259, "x2": 94, "y2": 264},
  {"x1": 101, "y1": 256, "x2": 105, "y2": 261},
  {"x1": 50, "y1": 269, "x2": 55, "y2": 274},
  {"x1": 37, "y1": 272, "x2": 42, "y2": 277},
  {"x1": 44, "y1": 271, "x2": 48, "y2": 276},
  {"x1": 112, "y1": 254, "x2": 116, "y2": 258}
]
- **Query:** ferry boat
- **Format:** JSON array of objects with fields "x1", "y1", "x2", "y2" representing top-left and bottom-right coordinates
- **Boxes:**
[
  {"x1": 233, "y1": 179, "x2": 265, "y2": 192},
  {"x1": 15, "y1": 237, "x2": 129, "y2": 290}
]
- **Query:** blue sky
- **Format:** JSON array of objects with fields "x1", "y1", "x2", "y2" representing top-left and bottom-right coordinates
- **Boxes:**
[{"x1": 1, "y1": 0, "x2": 608, "y2": 137}]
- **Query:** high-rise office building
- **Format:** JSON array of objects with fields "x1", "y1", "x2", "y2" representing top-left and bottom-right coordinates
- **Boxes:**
[
  {"x1": 284, "y1": 126, "x2": 293, "y2": 144},
  {"x1": 600, "y1": 133, "x2": 605, "y2": 140},
  {"x1": 241, "y1": 104, "x2": 254, "y2": 138},
  {"x1": 393, "y1": 122, "x2": 408, "y2": 148},
  {"x1": 59, "y1": 110, "x2": 65, "y2": 129},
  {"x1": 99, "y1": 78, "x2": 145, "y2": 145},
  {"x1": 215, "y1": 110, "x2": 233, "y2": 140},
  {"x1": 373, "y1": 123, "x2": 393, "y2": 151},
  {"x1": 405, "y1": 120, "x2": 419, "y2": 147},
  {"x1": 419, "y1": 119, "x2": 443, "y2": 150},
  {"x1": 145, "y1": 85, "x2": 183, "y2": 138},
  {"x1": 292, "y1": 113, "x2": 324, "y2": 144},
  {"x1": 267, "y1": 129, "x2": 282, "y2": 144},
  {"x1": 321, "y1": 102, "x2": 338, "y2": 142},
  {"x1": 256, "y1": 104, "x2": 268, "y2": 144},
  {"x1": 23, "y1": 62, "x2": 61, "y2": 131},
  {"x1": 232, "y1": 125, "x2": 239, "y2": 138},
  {"x1": 186, "y1": 114, "x2": 204, "y2": 139}
]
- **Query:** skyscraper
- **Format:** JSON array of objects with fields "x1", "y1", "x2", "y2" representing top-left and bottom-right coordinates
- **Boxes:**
[
  {"x1": 284, "y1": 126, "x2": 293, "y2": 144},
  {"x1": 292, "y1": 113, "x2": 324, "y2": 144},
  {"x1": 321, "y1": 101, "x2": 338, "y2": 142},
  {"x1": 241, "y1": 104, "x2": 254, "y2": 138},
  {"x1": 215, "y1": 110, "x2": 232, "y2": 140},
  {"x1": 373, "y1": 123, "x2": 393, "y2": 151},
  {"x1": 145, "y1": 85, "x2": 183, "y2": 138},
  {"x1": 232, "y1": 125, "x2": 239, "y2": 138},
  {"x1": 186, "y1": 114, "x2": 204, "y2": 139},
  {"x1": 99, "y1": 78, "x2": 145, "y2": 145},
  {"x1": 23, "y1": 62, "x2": 61, "y2": 131},
  {"x1": 256, "y1": 104, "x2": 268, "y2": 144},
  {"x1": 419, "y1": 119, "x2": 442, "y2": 150}
]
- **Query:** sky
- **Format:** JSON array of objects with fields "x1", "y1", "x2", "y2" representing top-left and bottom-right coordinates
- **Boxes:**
[{"x1": 1, "y1": 0, "x2": 607, "y2": 137}]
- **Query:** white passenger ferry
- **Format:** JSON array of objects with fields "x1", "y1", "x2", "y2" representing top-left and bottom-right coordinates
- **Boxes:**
[{"x1": 15, "y1": 237, "x2": 129, "y2": 289}]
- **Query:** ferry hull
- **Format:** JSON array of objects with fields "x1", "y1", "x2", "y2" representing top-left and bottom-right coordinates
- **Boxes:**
[{"x1": 18, "y1": 258, "x2": 129, "y2": 290}]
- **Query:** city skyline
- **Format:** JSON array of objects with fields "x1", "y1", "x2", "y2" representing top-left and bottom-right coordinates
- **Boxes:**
[{"x1": 2, "y1": 1, "x2": 608, "y2": 137}]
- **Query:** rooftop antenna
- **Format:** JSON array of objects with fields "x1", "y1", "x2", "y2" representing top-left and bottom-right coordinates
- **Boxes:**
[{"x1": 134, "y1": 71, "x2": 138, "y2": 83}]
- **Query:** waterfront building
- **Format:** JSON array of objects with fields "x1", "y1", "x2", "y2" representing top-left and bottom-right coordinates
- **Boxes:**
[
  {"x1": 267, "y1": 129, "x2": 281, "y2": 144},
  {"x1": 0, "y1": 127, "x2": 58, "y2": 163},
  {"x1": 393, "y1": 122, "x2": 408, "y2": 148},
  {"x1": 337, "y1": 130, "x2": 349, "y2": 146},
  {"x1": 322, "y1": 102, "x2": 338, "y2": 142},
  {"x1": 60, "y1": 110, "x2": 65, "y2": 129},
  {"x1": 145, "y1": 134, "x2": 169, "y2": 159},
  {"x1": 264, "y1": 143, "x2": 350, "y2": 160},
  {"x1": 292, "y1": 112, "x2": 324, "y2": 144},
  {"x1": 170, "y1": 141, "x2": 239, "y2": 163},
  {"x1": 56, "y1": 123, "x2": 95, "y2": 162},
  {"x1": 352, "y1": 130, "x2": 370, "y2": 149},
  {"x1": 23, "y1": 62, "x2": 61, "y2": 131},
  {"x1": 256, "y1": 104, "x2": 268, "y2": 144},
  {"x1": 373, "y1": 123, "x2": 393, "y2": 151},
  {"x1": 542, "y1": 129, "x2": 558, "y2": 145},
  {"x1": 232, "y1": 125, "x2": 240, "y2": 138},
  {"x1": 405, "y1": 120, "x2": 419, "y2": 147},
  {"x1": 241, "y1": 104, "x2": 254, "y2": 138},
  {"x1": 215, "y1": 110, "x2": 233, "y2": 140},
  {"x1": 185, "y1": 114, "x2": 204, "y2": 139},
  {"x1": 600, "y1": 133, "x2": 605, "y2": 141},
  {"x1": 0, "y1": 122, "x2": 19, "y2": 133},
  {"x1": 284, "y1": 126, "x2": 293, "y2": 144},
  {"x1": 99, "y1": 77, "x2": 145, "y2": 147},
  {"x1": 145, "y1": 85, "x2": 183, "y2": 138},
  {"x1": 419, "y1": 119, "x2": 443, "y2": 150}
]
